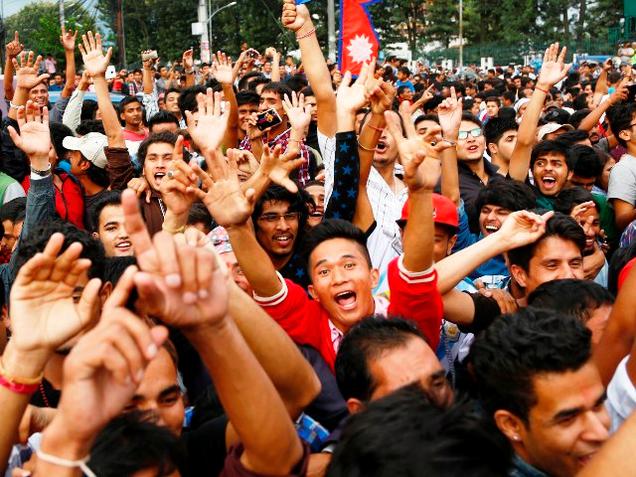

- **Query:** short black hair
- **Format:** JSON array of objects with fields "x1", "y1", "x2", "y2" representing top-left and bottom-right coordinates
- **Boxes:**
[
  {"x1": 398, "y1": 66, "x2": 411, "y2": 76},
  {"x1": 89, "y1": 412, "x2": 187, "y2": 477},
  {"x1": 80, "y1": 99, "x2": 99, "y2": 121},
  {"x1": 498, "y1": 107, "x2": 516, "y2": 121},
  {"x1": 285, "y1": 74, "x2": 308, "y2": 93},
  {"x1": 13, "y1": 220, "x2": 106, "y2": 281},
  {"x1": 187, "y1": 203, "x2": 213, "y2": 233},
  {"x1": 553, "y1": 186, "x2": 598, "y2": 215},
  {"x1": 530, "y1": 139, "x2": 571, "y2": 169},
  {"x1": 148, "y1": 110, "x2": 180, "y2": 133},
  {"x1": 528, "y1": 279, "x2": 614, "y2": 324},
  {"x1": 568, "y1": 109, "x2": 591, "y2": 129},
  {"x1": 507, "y1": 212, "x2": 585, "y2": 272},
  {"x1": 177, "y1": 85, "x2": 207, "y2": 118},
  {"x1": 252, "y1": 185, "x2": 309, "y2": 234},
  {"x1": 475, "y1": 180, "x2": 536, "y2": 214},
  {"x1": 50, "y1": 122, "x2": 74, "y2": 162},
  {"x1": 304, "y1": 219, "x2": 371, "y2": 272},
  {"x1": 485, "y1": 96, "x2": 500, "y2": 105},
  {"x1": 335, "y1": 317, "x2": 426, "y2": 402},
  {"x1": 554, "y1": 129, "x2": 591, "y2": 147},
  {"x1": 461, "y1": 111, "x2": 482, "y2": 128},
  {"x1": 88, "y1": 190, "x2": 123, "y2": 232},
  {"x1": 567, "y1": 144, "x2": 603, "y2": 179},
  {"x1": 103, "y1": 256, "x2": 137, "y2": 286},
  {"x1": 236, "y1": 90, "x2": 261, "y2": 107},
  {"x1": 76, "y1": 119, "x2": 105, "y2": 136},
  {"x1": 137, "y1": 131, "x2": 178, "y2": 169},
  {"x1": 414, "y1": 114, "x2": 439, "y2": 128},
  {"x1": 118, "y1": 95, "x2": 142, "y2": 114},
  {"x1": 607, "y1": 103, "x2": 636, "y2": 147},
  {"x1": 0, "y1": 197, "x2": 26, "y2": 224},
  {"x1": 484, "y1": 117, "x2": 518, "y2": 147},
  {"x1": 261, "y1": 81, "x2": 293, "y2": 102},
  {"x1": 328, "y1": 385, "x2": 512, "y2": 477},
  {"x1": 469, "y1": 308, "x2": 592, "y2": 423},
  {"x1": 237, "y1": 71, "x2": 265, "y2": 91}
]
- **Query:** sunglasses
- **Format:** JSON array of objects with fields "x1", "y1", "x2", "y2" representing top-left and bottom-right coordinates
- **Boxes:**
[{"x1": 457, "y1": 127, "x2": 483, "y2": 140}]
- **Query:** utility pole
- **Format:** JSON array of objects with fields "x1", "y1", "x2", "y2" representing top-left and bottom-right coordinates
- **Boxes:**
[
  {"x1": 59, "y1": 0, "x2": 65, "y2": 27},
  {"x1": 458, "y1": 0, "x2": 463, "y2": 74},
  {"x1": 327, "y1": 0, "x2": 336, "y2": 61},
  {"x1": 198, "y1": 0, "x2": 210, "y2": 63},
  {"x1": 115, "y1": 0, "x2": 127, "y2": 68}
]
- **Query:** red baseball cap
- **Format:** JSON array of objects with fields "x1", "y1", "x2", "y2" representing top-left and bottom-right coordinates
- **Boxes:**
[{"x1": 397, "y1": 193, "x2": 459, "y2": 229}]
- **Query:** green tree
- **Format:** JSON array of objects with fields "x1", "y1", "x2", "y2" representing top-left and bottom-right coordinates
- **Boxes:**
[{"x1": 5, "y1": 1, "x2": 96, "y2": 65}]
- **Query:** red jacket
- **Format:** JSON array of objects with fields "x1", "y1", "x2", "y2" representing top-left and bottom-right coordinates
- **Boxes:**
[
  {"x1": 22, "y1": 172, "x2": 85, "y2": 229},
  {"x1": 254, "y1": 255, "x2": 443, "y2": 372}
]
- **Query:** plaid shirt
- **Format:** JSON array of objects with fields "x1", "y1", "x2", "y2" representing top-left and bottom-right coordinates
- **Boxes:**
[{"x1": 239, "y1": 127, "x2": 310, "y2": 186}]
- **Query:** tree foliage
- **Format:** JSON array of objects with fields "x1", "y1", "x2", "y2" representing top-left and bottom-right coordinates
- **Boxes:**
[{"x1": 5, "y1": 1, "x2": 97, "y2": 65}]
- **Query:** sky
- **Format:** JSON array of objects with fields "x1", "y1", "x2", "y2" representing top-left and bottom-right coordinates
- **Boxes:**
[{"x1": 2, "y1": 0, "x2": 98, "y2": 19}]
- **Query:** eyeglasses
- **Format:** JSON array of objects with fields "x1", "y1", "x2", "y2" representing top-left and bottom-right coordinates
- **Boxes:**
[
  {"x1": 457, "y1": 127, "x2": 483, "y2": 140},
  {"x1": 258, "y1": 212, "x2": 300, "y2": 223}
]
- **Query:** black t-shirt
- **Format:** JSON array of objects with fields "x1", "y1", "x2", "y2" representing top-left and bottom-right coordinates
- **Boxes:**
[{"x1": 181, "y1": 415, "x2": 228, "y2": 477}]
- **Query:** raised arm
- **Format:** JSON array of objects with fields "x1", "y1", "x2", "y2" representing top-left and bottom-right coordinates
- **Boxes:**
[
  {"x1": 282, "y1": 0, "x2": 336, "y2": 137},
  {"x1": 182, "y1": 49, "x2": 195, "y2": 88},
  {"x1": 435, "y1": 210, "x2": 554, "y2": 294},
  {"x1": 508, "y1": 43, "x2": 570, "y2": 181},
  {"x1": 62, "y1": 71, "x2": 90, "y2": 133},
  {"x1": 3, "y1": 32, "x2": 24, "y2": 102},
  {"x1": 578, "y1": 78, "x2": 627, "y2": 145},
  {"x1": 79, "y1": 32, "x2": 124, "y2": 148},
  {"x1": 123, "y1": 194, "x2": 305, "y2": 474},
  {"x1": 8, "y1": 52, "x2": 50, "y2": 120},
  {"x1": 59, "y1": 26, "x2": 78, "y2": 98},
  {"x1": 211, "y1": 51, "x2": 240, "y2": 148},
  {"x1": 436, "y1": 87, "x2": 462, "y2": 205}
]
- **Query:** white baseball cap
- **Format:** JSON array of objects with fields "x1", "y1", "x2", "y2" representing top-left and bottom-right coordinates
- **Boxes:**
[
  {"x1": 537, "y1": 122, "x2": 574, "y2": 141},
  {"x1": 62, "y1": 132, "x2": 108, "y2": 169}
]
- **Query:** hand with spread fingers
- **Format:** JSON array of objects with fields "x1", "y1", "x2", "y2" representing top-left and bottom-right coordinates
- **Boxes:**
[
  {"x1": 121, "y1": 189, "x2": 231, "y2": 331},
  {"x1": 384, "y1": 109, "x2": 452, "y2": 192},
  {"x1": 185, "y1": 88, "x2": 230, "y2": 155},
  {"x1": 13, "y1": 51, "x2": 49, "y2": 91},
  {"x1": 9, "y1": 233, "x2": 102, "y2": 356},
  {"x1": 537, "y1": 42, "x2": 571, "y2": 90},
  {"x1": 7, "y1": 100, "x2": 50, "y2": 161},
  {"x1": 336, "y1": 61, "x2": 372, "y2": 113},
  {"x1": 258, "y1": 144, "x2": 305, "y2": 193},
  {"x1": 78, "y1": 31, "x2": 113, "y2": 78},
  {"x1": 211, "y1": 51, "x2": 234, "y2": 84},
  {"x1": 283, "y1": 91, "x2": 311, "y2": 132},
  {"x1": 159, "y1": 136, "x2": 199, "y2": 216}
]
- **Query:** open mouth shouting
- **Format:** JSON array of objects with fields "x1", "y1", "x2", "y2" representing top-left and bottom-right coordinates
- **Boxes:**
[
  {"x1": 375, "y1": 140, "x2": 388, "y2": 154},
  {"x1": 334, "y1": 290, "x2": 357, "y2": 311},
  {"x1": 540, "y1": 175, "x2": 557, "y2": 192},
  {"x1": 484, "y1": 224, "x2": 500, "y2": 235},
  {"x1": 154, "y1": 171, "x2": 166, "y2": 185}
]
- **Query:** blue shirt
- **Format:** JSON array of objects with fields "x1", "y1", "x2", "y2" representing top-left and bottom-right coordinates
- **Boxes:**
[{"x1": 395, "y1": 80, "x2": 415, "y2": 92}]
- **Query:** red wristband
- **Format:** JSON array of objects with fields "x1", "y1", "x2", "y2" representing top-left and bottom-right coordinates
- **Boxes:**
[
  {"x1": 535, "y1": 85, "x2": 549, "y2": 94},
  {"x1": 0, "y1": 374, "x2": 39, "y2": 395},
  {"x1": 368, "y1": 124, "x2": 384, "y2": 132}
]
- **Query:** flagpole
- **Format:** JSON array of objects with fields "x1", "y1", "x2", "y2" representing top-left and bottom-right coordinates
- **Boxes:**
[
  {"x1": 458, "y1": 0, "x2": 463, "y2": 74},
  {"x1": 328, "y1": 0, "x2": 336, "y2": 61}
]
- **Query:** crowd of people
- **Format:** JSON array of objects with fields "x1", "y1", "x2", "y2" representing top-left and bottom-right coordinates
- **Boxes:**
[{"x1": 1, "y1": 0, "x2": 636, "y2": 475}]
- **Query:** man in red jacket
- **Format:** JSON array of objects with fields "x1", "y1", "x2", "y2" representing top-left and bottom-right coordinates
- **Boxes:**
[{"x1": 204, "y1": 127, "x2": 446, "y2": 372}]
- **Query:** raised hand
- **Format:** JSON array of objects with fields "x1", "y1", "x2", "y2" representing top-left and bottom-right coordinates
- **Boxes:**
[
  {"x1": 9, "y1": 233, "x2": 102, "y2": 355},
  {"x1": 121, "y1": 189, "x2": 232, "y2": 330},
  {"x1": 141, "y1": 50, "x2": 160, "y2": 70},
  {"x1": 497, "y1": 210, "x2": 555, "y2": 248},
  {"x1": 336, "y1": 61, "x2": 372, "y2": 113},
  {"x1": 128, "y1": 176, "x2": 152, "y2": 203},
  {"x1": 188, "y1": 150, "x2": 257, "y2": 228},
  {"x1": 60, "y1": 25, "x2": 78, "y2": 52},
  {"x1": 185, "y1": 88, "x2": 229, "y2": 155},
  {"x1": 78, "y1": 31, "x2": 112, "y2": 77},
  {"x1": 281, "y1": 0, "x2": 310, "y2": 32},
  {"x1": 7, "y1": 100, "x2": 51, "y2": 160},
  {"x1": 6, "y1": 31, "x2": 24, "y2": 59},
  {"x1": 283, "y1": 91, "x2": 311, "y2": 131},
  {"x1": 182, "y1": 48, "x2": 194, "y2": 71},
  {"x1": 50, "y1": 266, "x2": 168, "y2": 444},
  {"x1": 160, "y1": 136, "x2": 199, "y2": 215},
  {"x1": 414, "y1": 84, "x2": 435, "y2": 106},
  {"x1": 12, "y1": 51, "x2": 49, "y2": 90},
  {"x1": 385, "y1": 108, "x2": 452, "y2": 192},
  {"x1": 211, "y1": 51, "x2": 234, "y2": 84},
  {"x1": 437, "y1": 86, "x2": 462, "y2": 135},
  {"x1": 367, "y1": 78, "x2": 396, "y2": 115},
  {"x1": 259, "y1": 144, "x2": 306, "y2": 193},
  {"x1": 537, "y1": 42, "x2": 571, "y2": 89}
]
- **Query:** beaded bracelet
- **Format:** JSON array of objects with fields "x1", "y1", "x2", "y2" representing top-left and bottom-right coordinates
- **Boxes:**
[
  {"x1": 37, "y1": 449, "x2": 97, "y2": 477},
  {"x1": 296, "y1": 28, "x2": 316, "y2": 40}
]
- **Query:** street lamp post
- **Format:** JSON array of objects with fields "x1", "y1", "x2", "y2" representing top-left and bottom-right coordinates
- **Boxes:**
[{"x1": 208, "y1": 1, "x2": 237, "y2": 56}]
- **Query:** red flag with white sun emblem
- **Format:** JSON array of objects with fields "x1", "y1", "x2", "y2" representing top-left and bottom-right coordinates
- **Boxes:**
[{"x1": 339, "y1": 0, "x2": 381, "y2": 75}]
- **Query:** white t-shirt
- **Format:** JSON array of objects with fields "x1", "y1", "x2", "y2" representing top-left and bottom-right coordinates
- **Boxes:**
[{"x1": 606, "y1": 356, "x2": 636, "y2": 433}]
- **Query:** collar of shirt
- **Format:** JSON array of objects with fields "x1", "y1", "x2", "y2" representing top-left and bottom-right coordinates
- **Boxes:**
[
  {"x1": 328, "y1": 296, "x2": 390, "y2": 352},
  {"x1": 509, "y1": 454, "x2": 549, "y2": 477},
  {"x1": 328, "y1": 320, "x2": 344, "y2": 353},
  {"x1": 457, "y1": 157, "x2": 499, "y2": 178}
]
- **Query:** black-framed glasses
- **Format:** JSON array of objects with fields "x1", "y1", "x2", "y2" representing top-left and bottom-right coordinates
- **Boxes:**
[
  {"x1": 257, "y1": 212, "x2": 300, "y2": 223},
  {"x1": 457, "y1": 127, "x2": 483, "y2": 140}
]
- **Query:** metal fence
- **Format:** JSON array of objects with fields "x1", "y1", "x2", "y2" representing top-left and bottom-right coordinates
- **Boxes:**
[
  {"x1": 609, "y1": 16, "x2": 636, "y2": 45},
  {"x1": 423, "y1": 39, "x2": 615, "y2": 66}
]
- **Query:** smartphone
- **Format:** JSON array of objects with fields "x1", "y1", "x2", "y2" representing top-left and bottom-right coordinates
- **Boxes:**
[
  {"x1": 256, "y1": 108, "x2": 282, "y2": 131},
  {"x1": 105, "y1": 65, "x2": 117, "y2": 80},
  {"x1": 142, "y1": 50, "x2": 158, "y2": 62},
  {"x1": 627, "y1": 84, "x2": 636, "y2": 104},
  {"x1": 246, "y1": 48, "x2": 260, "y2": 59}
]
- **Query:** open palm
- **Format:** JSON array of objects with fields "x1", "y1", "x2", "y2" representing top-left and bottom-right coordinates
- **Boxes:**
[
  {"x1": 537, "y1": 42, "x2": 571, "y2": 88},
  {"x1": 185, "y1": 89, "x2": 229, "y2": 154},
  {"x1": 79, "y1": 31, "x2": 112, "y2": 77},
  {"x1": 13, "y1": 51, "x2": 49, "y2": 90}
]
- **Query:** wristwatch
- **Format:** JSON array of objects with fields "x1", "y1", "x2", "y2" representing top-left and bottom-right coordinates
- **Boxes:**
[{"x1": 30, "y1": 164, "x2": 52, "y2": 177}]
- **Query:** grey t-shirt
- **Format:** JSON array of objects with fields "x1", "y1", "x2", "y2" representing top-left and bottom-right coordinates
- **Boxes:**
[{"x1": 608, "y1": 153, "x2": 636, "y2": 205}]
